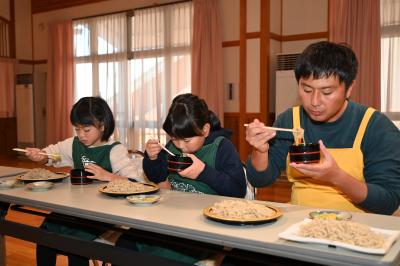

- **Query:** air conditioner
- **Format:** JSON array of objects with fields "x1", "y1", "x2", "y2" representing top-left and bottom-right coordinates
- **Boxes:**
[{"x1": 275, "y1": 53, "x2": 300, "y2": 118}]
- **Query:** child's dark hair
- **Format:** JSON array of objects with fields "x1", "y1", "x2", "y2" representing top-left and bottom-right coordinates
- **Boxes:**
[
  {"x1": 70, "y1": 97, "x2": 115, "y2": 141},
  {"x1": 294, "y1": 41, "x2": 358, "y2": 90},
  {"x1": 163, "y1": 93, "x2": 221, "y2": 139}
]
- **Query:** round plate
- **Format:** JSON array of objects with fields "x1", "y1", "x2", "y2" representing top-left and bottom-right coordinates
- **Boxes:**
[
  {"x1": 26, "y1": 181, "x2": 54, "y2": 191},
  {"x1": 203, "y1": 202, "x2": 283, "y2": 225},
  {"x1": 309, "y1": 210, "x2": 352, "y2": 221},
  {"x1": 0, "y1": 179, "x2": 17, "y2": 189},
  {"x1": 99, "y1": 182, "x2": 159, "y2": 197},
  {"x1": 126, "y1": 195, "x2": 161, "y2": 205},
  {"x1": 17, "y1": 171, "x2": 69, "y2": 183}
]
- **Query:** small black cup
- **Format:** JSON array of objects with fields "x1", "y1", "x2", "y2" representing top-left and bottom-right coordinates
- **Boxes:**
[
  {"x1": 289, "y1": 143, "x2": 320, "y2": 164},
  {"x1": 70, "y1": 169, "x2": 94, "y2": 185},
  {"x1": 167, "y1": 155, "x2": 193, "y2": 172}
]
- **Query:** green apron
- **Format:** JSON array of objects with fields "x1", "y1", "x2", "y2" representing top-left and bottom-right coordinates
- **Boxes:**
[
  {"x1": 135, "y1": 136, "x2": 226, "y2": 263},
  {"x1": 166, "y1": 136, "x2": 224, "y2": 195},
  {"x1": 43, "y1": 138, "x2": 120, "y2": 240}
]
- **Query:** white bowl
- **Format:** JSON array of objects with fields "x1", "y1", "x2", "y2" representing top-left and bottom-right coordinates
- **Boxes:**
[
  {"x1": 126, "y1": 194, "x2": 161, "y2": 205},
  {"x1": 0, "y1": 179, "x2": 17, "y2": 189},
  {"x1": 26, "y1": 181, "x2": 54, "y2": 191}
]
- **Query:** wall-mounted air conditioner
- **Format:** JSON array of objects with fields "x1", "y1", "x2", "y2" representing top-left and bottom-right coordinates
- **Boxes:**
[{"x1": 275, "y1": 53, "x2": 300, "y2": 118}]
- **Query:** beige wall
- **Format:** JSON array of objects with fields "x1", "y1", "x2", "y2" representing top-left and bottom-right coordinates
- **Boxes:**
[
  {"x1": 270, "y1": 0, "x2": 281, "y2": 34},
  {"x1": 223, "y1": 47, "x2": 240, "y2": 112},
  {"x1": 219, "y1": 0, "x2": 327, "y2": 114},
  {"x1": 282, "y1": 0, "x2": 327, "y2": 35},
  {"x1": 219, "y1": 0, "x2": 240, "y2": 41},
  {"x1": 247, "y1": 0, "x2": 260, "y2": 32},
  {"x1": 15, "y1": 0, "x2": 33, "y2": 74},
  {"x1": 0, "y1": 0, "x2": 10, "y2": 19}
]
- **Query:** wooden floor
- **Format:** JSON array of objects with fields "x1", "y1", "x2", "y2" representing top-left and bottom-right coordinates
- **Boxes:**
[{"x1": 0, "y1": 154, "x2": 291, "y2": 266}]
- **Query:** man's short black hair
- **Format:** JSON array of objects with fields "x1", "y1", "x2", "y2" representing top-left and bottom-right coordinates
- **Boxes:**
[{"x1": 294, "y1": 41, "x2": 358, "y2": 90}]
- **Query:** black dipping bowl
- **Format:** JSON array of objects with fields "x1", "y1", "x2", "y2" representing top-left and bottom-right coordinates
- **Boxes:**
[
  {"x1": 70, "y1": 169, "x2": 94, "y2": 185},
  {"x1": 289, "y1": 143, "x2": 320, "y2": 164},
  {"x1": 167, "y1": 155, "x2": 193, "y2": 172}
]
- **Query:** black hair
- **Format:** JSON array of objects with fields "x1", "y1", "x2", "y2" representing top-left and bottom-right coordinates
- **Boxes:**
[
  {"x1": 70, "y1": 96, "x2": 115, "y2": 141},
  {"x1": 294, "y1": 41, "x2": 358, "y2": 90},
  {"x1": 163, "y1": 93, "x2": 221, "y2": 139}
]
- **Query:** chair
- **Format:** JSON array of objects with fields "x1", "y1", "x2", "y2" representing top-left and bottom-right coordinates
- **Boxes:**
[{"x1": 242, "y1": 164, "x2": 256, "y2": 200}]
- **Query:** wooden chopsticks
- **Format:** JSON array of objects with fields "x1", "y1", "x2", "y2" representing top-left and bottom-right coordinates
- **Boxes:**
[
  {"x1": 12, "y1": 148, "x2": 61, "y2": 158},
  {"x1": 243, "y1": 124, "x2": 302, "y2": 133}
]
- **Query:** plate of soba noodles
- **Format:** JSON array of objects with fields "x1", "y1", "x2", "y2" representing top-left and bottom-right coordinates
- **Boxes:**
[
  {"x1": 278, "y1": 218, "x2": 400, "y2": 254},
  {"x1": 203, "y1": 199, "x2": 282, "y2": 225}
]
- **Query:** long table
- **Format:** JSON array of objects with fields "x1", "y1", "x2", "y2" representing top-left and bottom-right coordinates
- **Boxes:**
[{"x1": 1, "y1": 166, "x2": 400, "y2": 266}]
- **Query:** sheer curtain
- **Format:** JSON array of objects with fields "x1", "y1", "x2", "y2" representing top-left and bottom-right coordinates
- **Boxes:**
[
  {"x1": 381, "y1": 0, "x2": 400, "y2": 116},
  {"x1": 128, "y1": 2, "x2": 192, "y2": 150},
  {"x1": 73, "y1": 13, "x2": 129, "y2": 144}
]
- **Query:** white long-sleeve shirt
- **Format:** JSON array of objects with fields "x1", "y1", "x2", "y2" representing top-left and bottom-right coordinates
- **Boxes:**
[{"x1": 43, "y1": 137, "x2": 145, "y2": 182}]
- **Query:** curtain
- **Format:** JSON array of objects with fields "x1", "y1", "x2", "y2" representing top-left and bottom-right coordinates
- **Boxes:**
[
  {"x1": 191, "y1": 0, "x2": 224, "y2": 124},
  {"x1": 381, "y1": 0, "x2": 400, "y2": 113},
  {"x1": 129, "y1": 2, "x2": 192, "y2": 150},
  {"x1": 0, "y1": 58, "x2": 15, "y2": 118},
  {"x1": 329, "y1": 0, "x2": 381, "y2": 109},
  {"x1": 73, "y1": 13, "x2": 129, "y2": 145},
  {"x1": 46, "y1": 20, "x2": 74, "y2": 145}
]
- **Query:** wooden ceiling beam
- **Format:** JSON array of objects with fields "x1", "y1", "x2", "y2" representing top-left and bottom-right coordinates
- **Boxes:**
[{"x1": 31, "y1": 0, "x2": 108, "y2": 14}]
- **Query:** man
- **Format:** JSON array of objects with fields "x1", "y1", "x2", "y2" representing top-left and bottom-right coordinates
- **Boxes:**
[{"x1": 246, "y1": 41, "x2": 400, "y2": 215}]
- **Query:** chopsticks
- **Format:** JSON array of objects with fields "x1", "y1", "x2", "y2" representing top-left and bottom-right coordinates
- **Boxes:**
[
  {"x1": 157, "y1": 143, "x2": 175, "y2": 156},
  {"x1": 12, "y1": 148, "x2": 61, "y2": 158},
  {"x1": 243, "y1": 124, "x2": 301, "y2": 133}
]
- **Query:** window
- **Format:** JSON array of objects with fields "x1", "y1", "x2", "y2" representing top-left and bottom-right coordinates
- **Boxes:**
[
  {"x1": 73, "y1": 2, "x2": 192, "y2": 149},
  {"x1": 128, "y1": 2, "x2": 192, "y2": 147},
  {"x1": 381, "y1": 0, "x2": 400, "y2": 127}
]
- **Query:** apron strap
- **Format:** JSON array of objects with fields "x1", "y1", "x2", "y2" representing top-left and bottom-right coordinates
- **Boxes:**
[{"x1": 353, "y1": 107, "x2": 375, "y2": 148}]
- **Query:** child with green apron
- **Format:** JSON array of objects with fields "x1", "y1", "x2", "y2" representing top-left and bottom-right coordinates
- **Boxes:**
[
  {"x1": 116, "y1": 93, "x2": 246, "y2": 264},
  {"x1": 25, "y1": 97, "x2": 143, "y2": 266}
]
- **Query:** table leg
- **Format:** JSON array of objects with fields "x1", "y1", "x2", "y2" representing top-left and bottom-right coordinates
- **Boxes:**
[
  {"x1": 0, "y1": 202, "x2": 10, "y2": 266},
  {"x1": 0, "y1": 231, "x2": 5, "y2": 266}
]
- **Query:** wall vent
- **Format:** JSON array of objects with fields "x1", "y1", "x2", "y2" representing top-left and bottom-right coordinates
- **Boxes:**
[{"x1": 276, "y1": 53, "x2": 300, "y2": 71}]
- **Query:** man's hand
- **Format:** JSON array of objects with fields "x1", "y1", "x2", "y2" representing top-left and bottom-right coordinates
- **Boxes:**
[
  {"x1": 290, "y1": 140, "x2": 368, "y2": 203},
  {"x1": 289, "y1": 140, "x2": 341, "y2": 183},
  {"x1": 245, "y1": 119, "x2": 276, "y2": 153}
]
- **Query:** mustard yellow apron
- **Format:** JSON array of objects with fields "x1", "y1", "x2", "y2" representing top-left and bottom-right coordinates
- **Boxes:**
[{"x1": 286, "y1": 106, "x2": 375, "y2": 212}]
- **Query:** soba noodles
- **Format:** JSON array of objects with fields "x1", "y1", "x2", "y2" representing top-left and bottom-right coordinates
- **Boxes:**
[
  {"x1": 298, "y1": 219, "x2": 386, "y2": 248},
  {"x1": 103, "y1": 180, "x2": 152, "y2": 193},
  {"x1": 210, "y1": 200, "x2": 275, "y2": 220},
  {"x1": 21, "y1": 168, "x2": 61, "y2": 180},
  {"x1": 293, "y1": 128, "x2": 305, "y2": 145}
]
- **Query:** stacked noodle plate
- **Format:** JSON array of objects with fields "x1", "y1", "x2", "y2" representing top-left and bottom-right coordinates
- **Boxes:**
[{"x1": 298, "y1": 219, "x2": 386, "y2": 249}]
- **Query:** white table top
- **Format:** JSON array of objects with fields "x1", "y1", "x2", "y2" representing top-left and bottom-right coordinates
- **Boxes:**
[
  {"x1": 0, "y1": 167, "x2": 399, "y2": 266},
  {"x1": 0, "y1": 166, "x2": 28, "y2": 178}
]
